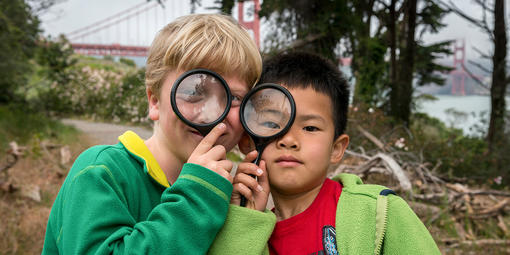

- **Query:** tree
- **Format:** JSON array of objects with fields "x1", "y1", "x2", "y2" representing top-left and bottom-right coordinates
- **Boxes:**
[
  {"x1": 0, "y1": 0, "x2": 40, "y2": 104},
  {"x1": 383, "y1": 0, "x2": 451, "y2": 125},
  {"x1": 391, "y1": 0, "x2": 417, "y2": 125},
  {"x1": 259, "y1": 0, "x2": 352, "y2": 61},
  {"x1": 210, "y1": 0, "x2": 235, "y2": 15},
  {"x1": 442, "y1": 0, "x2": 508, "y2": 154}
]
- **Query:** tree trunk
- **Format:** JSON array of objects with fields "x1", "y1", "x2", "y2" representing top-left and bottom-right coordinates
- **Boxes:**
[
  {"x1": 487, "y1": 0, "x2": 507, "y2": 153},
  {"x1": 352, "y1": 0, "x2": 375, "y2": 106},
  {"x1": 389, "y1": 0, "x2": 398, "y2": 102},
  {"x1": 391, "y1": 0, "x2": 416, "y2": 126}
]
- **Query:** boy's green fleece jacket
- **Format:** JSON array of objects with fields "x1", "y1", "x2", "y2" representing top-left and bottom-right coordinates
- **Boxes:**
[
  {"x1": 209, "y1": 173, "x2": 441, "y2": 255},
  {"x1": 42, "y1": 131, "x2": 233, "y2": 254}
]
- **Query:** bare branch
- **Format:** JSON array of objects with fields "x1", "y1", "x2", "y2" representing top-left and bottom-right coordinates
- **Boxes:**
[
  {"x1": 277, "y1": 34, "x2": 323, "y2": 54},
  {"x1": 439, "y1": 0, "x2": 495, "y2": 41},
  {"x1": 472, "y1": 46, "x2": 493, "y2": 59}
]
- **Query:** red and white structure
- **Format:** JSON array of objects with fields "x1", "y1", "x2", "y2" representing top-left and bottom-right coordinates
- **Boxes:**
[
  {"x1": 237, "y1": 0, "x2": 260, "y2": 49},
  {"x1": 67, "y1": 1, "x2": 262, "y2": 57},
  {"x1": 450, "y1": 39, "x2": 467, "y2": 95}
]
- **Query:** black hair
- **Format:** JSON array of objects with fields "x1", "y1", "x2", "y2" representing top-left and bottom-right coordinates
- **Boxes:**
[{"x1": 259, "y1": 51, "x2": 350, "y2": 139}]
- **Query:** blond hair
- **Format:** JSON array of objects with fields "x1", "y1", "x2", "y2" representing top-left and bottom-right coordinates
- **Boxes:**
[{"x1": 145, "y1": 14, "x2": 262, "y2": 98}]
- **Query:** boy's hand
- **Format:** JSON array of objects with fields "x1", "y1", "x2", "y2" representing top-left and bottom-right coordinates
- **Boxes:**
[
  {"x1": 231, "y1": 151, "x2": 270, "y2": 211},
  {"x1": 187, "y1": 123, "x2": 233, "y2": 183}
]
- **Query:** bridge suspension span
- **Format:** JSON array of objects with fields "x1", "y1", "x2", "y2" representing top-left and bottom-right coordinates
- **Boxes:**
[{"x1": 67, "y1": 0, "x2": 260, "y2": 57}]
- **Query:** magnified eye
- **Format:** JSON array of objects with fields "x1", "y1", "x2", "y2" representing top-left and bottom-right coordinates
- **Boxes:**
[
  {"x1": 261, "y1": 121, "x2": 281, "y2": 129},
  {"x1": 177, "y1": 89, "x2": 204, "y2": 103}
]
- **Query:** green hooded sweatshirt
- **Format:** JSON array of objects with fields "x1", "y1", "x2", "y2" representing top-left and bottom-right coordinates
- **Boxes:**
[
  {"x1": 42, "y1": 131, "x2": 233, "y2": 254},
  {"x1": 209, "y1": 173, "x2": 441, "y2": 255}
]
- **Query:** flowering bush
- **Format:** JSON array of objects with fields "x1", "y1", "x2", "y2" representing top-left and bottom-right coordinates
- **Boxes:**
[{"x1": 27, "y1": 42, "x2": 150, "y2": 126}]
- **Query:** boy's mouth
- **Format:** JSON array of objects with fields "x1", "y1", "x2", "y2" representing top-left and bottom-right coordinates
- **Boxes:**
[{"x1": 275, "y1": 155, "x2": 302, "y2": 167}]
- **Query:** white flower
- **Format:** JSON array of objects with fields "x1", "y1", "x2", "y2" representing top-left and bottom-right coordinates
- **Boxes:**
[{"x1": 394, "y1": 137, "x2": 406, "y2": 149}]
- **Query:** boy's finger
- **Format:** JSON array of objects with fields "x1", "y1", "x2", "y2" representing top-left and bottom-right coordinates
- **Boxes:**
[
  {"x1": 233, "y1": 183, "x2": 254, "y2": 202},
  {"x1": 193, "y1": 123, "x2": 226, "y2": 155},
  {"x1": 234, "y1": 173, "x2": 262, "y2": 192},
  {"x1": 204, "y1": 145, "x2": 227, "y2": 161},
  {"x1": 237, "y1": 162, "x2": 263, "y2": 177},
  {"x1": 215, "y1": 168, "x2": 233, "y2": 183},
  {"x1": 257, "y1": 160, "x2": 270, "y2": 192},
  {"x1": 216, "y1": 159, "x2": 234, "y2": 173},
  {"x1": 242, "y1": 150, "x2": 258, "y2": 163}
]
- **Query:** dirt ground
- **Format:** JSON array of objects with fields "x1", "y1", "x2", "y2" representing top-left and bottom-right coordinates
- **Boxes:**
[
  {"x1": 0, "y1": 119, "x2": 151, "y2": 254},
  {"x1": 61, "y1": 119, "x2": 152, "y2": 145}
]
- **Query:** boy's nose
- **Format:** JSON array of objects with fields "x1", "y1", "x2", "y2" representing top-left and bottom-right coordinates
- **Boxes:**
[{"x1": 276, "y1": 132, "x2": 299, "y2": 150}]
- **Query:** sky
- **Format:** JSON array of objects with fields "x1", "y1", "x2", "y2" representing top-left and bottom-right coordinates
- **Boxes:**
[{"x1": 38, "y1": 0, "x2": 500, "y2": 60}]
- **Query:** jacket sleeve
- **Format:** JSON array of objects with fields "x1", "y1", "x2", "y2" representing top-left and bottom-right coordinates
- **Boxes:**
[
  {"x1": 208, "y1": 205, "x2": 276, "y2": 255},
  {"x1": 383, "y1": 195, "x2": 441, "y2": 254},
  {"x1": 45, "y1": 163, "x2": 232, "y2": 255}
]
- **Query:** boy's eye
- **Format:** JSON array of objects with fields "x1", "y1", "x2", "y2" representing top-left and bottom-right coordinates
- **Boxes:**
[
  {"x1": 304, "y1": 126, "x2": 319, "y2": 132},
  {"x1": 231, "y1": 95, "x2": 242, "y2": 107}
]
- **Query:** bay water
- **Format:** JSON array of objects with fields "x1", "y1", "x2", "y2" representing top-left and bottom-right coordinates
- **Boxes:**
[{"x1": 416, "y1": 95, "x2": 510, "y2": 137}]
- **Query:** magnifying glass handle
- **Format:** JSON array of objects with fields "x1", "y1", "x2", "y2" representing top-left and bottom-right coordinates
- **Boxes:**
[{"x1": 239, "y1": 152, "x2": 262, "y2": 207}]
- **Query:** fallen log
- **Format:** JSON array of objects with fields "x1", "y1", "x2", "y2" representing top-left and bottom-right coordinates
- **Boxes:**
[
  {"x1": 443, "y1": 238, "x2": 510, "y2": 248},
  {"x1": 357, "y1": 125, "x2": 385, "y2": 151}
]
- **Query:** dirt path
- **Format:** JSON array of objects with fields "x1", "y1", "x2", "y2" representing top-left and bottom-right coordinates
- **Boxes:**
[{"x1": 61, "y1": 119, "x2": 152, "y2": 145}]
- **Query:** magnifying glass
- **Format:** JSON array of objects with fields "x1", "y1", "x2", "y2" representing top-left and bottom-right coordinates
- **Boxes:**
[
  {"x1": 239, "y1": 83, "x2": 296, "y2": 206},
  {"x1": 171, "y1": 69, "x2": 232, "y2": 136}
]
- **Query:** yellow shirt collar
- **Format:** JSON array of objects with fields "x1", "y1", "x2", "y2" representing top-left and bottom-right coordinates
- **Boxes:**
[{"x1": 118, "y1": 131, "x2": 170, "y2": 188}]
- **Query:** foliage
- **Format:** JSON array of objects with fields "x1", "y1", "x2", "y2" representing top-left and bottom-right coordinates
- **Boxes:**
[
  {"x1": 53, "y1": 56, "x2": 149, "y2": 124},
  {"x1": 259, "y1": 0, "x2": 351, "y2": 61},
  {"x1": 0, "y1": 0, "x2": 40, "y2": 104},
  {"x1": 353, "y1": 37, "x2": 388, "y2": 107},
  {"x1": 210, "y1": 0, "x2": 235, "y2": 15},
  {"x1": 20, "y1": 36, "x2": 77, "y2": 114},
  {"x1": 119, "y1": 57, "x2": 136, "y2": 67},
  {"x1": 414, "y1": 40, "x2": 453, "y2": 86}
]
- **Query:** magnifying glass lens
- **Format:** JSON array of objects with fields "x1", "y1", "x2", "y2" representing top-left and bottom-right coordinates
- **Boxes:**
[
  {"x1": 243, "y1": 88, "x2": 292, "y2": 137},
  {"x1": 175, "y1": 73, "x2": 228, "y2": 125}
]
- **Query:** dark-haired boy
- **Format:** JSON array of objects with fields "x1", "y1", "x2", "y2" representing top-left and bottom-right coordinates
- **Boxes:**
[{"x1": 209, "y1": 51, "x2": 440, "y2": 254}]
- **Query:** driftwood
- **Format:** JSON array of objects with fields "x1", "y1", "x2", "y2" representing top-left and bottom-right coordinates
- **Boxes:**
[
  {"x1": 357, "y1": 125, "x2": 386, "y2": 151},
  {"x1": 346, "y1": 152, "x2": 412, "y2": 192},
  {"x1": 443, "y1": 238, "x2": 510, "y2": 248},
  {"x1": 0, "y1": 142, "x2": 25, "y2": 173},
  {"x1": 335, "y1": 125, "x2": 510, "y2": 245}
]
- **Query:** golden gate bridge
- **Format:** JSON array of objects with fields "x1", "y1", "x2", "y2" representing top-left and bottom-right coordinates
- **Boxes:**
[{"x1": 67, "y1": 0, "x2": 260, "y2": 57}]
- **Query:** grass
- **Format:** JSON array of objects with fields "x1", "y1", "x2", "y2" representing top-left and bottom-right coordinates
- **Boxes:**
[{"x1": 0, "y1": 105, "x2": 79, "y2": 153}]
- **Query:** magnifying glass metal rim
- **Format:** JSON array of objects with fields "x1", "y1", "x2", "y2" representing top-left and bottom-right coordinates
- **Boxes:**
[
  {"x1": 170, "y1": 68, "x2": 232, "y2": 133},
  {"x1": 239, "y1": 83, "x2": 296, "y2": 141}
]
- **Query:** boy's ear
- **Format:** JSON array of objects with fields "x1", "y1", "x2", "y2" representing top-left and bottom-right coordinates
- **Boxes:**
[
  {"x1": 330, "y1": 134, "x2": 349, "y2": 164},
  {"x1": 238, "y1": 132, "x2": 255, "y2": 154},
  {"x1": 147, "y1": 87, "x2": 160, "y2": 121}
]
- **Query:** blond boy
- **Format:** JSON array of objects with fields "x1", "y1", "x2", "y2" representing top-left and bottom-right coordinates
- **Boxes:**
[{"x1": 43, "y1": 14, "x2": 263, "y2": 254}]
